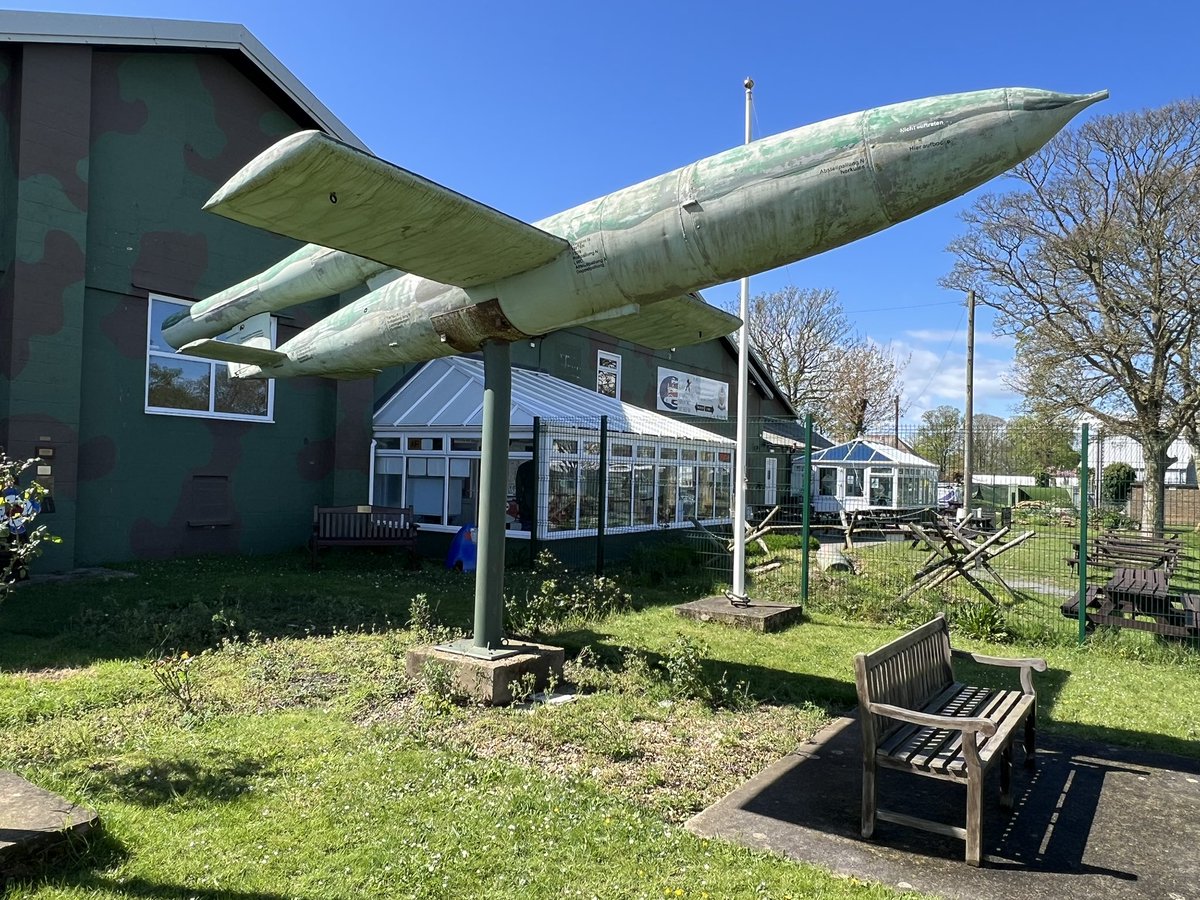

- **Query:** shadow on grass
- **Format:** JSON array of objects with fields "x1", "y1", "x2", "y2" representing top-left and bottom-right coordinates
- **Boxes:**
[{"x1": 84, "y1": 751, "x2": 276, "y2": 807}]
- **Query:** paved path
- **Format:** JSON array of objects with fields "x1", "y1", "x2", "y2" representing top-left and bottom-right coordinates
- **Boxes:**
[{"x1": 687, "y1": 715, "x2": 1200, "y2": 899}]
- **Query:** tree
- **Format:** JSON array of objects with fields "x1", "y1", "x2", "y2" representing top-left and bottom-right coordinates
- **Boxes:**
[
  {"x1": 943, "y1": 99, "x2": 1200, "y2": 534},
  {"x1": 970, "y1": 413, "x2": 1008, "y2": 475},
  {"x1": 913, "y1": 405, "x2": 963, "y2": 479},
  {"x1": 741, "y1": 286, "x2": 909, "y2": 440},
  {"x1": 1007, "y1": 411, "x2": 1080, "y2": 477},
  {"x1": 1101, "y1": 462, "x2": 1137, "y2": 504}
]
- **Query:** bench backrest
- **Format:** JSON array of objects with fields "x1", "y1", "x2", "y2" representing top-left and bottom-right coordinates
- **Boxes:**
[
  {"x1": 313, "y1": 505, "x2": 416, "y2": 539},
  {"x1": 854, "y1": 614, "x2": 954, "y2": 748}
]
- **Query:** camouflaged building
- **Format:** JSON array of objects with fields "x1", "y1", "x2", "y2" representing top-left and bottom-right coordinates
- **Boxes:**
[{"x1": 0, "y1": 11, "x2": 800, "y2": 572}]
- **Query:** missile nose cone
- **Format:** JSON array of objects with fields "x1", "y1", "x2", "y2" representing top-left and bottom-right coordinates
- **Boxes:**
[{"x1": 1007, "y1": 87, "x2": 1108, "y2": 157}]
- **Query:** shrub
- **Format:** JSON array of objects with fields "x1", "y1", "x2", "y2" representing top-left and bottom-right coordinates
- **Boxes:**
[{"x1": 504, "y1": 551, "x2": 632, "y2": 637}]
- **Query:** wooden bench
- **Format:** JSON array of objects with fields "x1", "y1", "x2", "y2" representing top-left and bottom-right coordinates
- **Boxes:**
[
  {"x1": 853, "y1": 614, "x2": 1046, "y2": 865},
  {"x1": 309, "y1": 505, "x2": 418, "y2": 568}
]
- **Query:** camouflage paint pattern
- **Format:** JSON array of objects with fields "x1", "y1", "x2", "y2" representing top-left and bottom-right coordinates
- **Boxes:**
[
  {"x1": 0, "y1": 43, "x2": 372, "y2": 569},
  {"x1": 195, "y1": 88, "x2": 1105, "y2": 381}
]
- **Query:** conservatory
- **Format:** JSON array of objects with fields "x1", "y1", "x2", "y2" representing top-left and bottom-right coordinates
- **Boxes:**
[
  {"x1": 372, "y1": 357, "x2": 735, "y2": 540},
  {"x1": 803, "y1": 438, "x2": 938, "y2": 514}
]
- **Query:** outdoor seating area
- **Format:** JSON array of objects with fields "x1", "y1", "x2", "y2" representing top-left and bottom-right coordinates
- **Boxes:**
[
  {"x1": 309, "y1": 504, "x2": 419, "y2": 567},
  {"x1": 1065, "y1": 531, "x2": 1186, "y2": 574}
]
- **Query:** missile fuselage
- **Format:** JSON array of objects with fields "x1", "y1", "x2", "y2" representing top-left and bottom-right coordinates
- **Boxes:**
[{"x1": 172, "y1": 87, "x2": 1106, "y2": 378}]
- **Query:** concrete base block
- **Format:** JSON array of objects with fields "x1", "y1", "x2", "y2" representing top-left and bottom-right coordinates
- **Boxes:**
[
  {"x1": 675, "y1": 596, "x2": 804, "y2": 633},
  {"x1": 0, "y1": 771, "x2": 98, "y2": 877},
  {"x1": 406, "y1": 641, "x2": 565, "y2": 705}
]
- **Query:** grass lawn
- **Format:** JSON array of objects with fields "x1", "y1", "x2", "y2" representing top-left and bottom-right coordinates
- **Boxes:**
[{"x1": 1, "y1": 549, "x2": 1197, "y2": 898}]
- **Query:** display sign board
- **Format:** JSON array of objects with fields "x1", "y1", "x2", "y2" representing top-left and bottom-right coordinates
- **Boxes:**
[{"x1": 656, "y1": 367, "x2": 728, "y2": 420}]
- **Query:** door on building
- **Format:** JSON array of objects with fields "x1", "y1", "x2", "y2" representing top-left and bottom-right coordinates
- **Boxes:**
[{"x1": 764, "y1": 456, "x2": 778, "y2": 506}]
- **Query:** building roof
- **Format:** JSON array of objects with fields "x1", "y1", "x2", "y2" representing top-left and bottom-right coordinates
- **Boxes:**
[
  {"x1": 811, "y1": 437, "x2": 937, "y2": 469},
  {"x1": 761, "y1": 418, "x2": 833, "y2": 451},
  {"x1": 375, "y1": 357, "x2": 735, "y2": 444},
  {"x1": 0, "y1": 10, "x2": 366, "y2": 150}
]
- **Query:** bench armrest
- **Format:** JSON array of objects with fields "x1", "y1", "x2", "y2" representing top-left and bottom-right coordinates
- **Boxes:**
[
  {"x1": 866, "y1": 701, "x2": 997, "y2": 737},
  {"x1": 951, "y1": 648, "x2": 1046, "y2": 694}
]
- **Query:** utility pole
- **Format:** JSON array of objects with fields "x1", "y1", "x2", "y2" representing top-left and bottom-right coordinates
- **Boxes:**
[
  {"x1": 730, "y1": 76, "x2": 754, "y2": 607},
  {"x1": 962, "y1": 289, "x2": 975, "y2": 520}
]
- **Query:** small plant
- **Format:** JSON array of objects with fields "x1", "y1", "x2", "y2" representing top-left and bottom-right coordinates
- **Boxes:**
[
  {"x1": 149, "y1": 648, "x2": 202, "y2": 718},
  {"x1": 509, "y1": 670, "x2": 538, "y2": 704},
  {"x1": 415, "y1": 659, "x2": 457, "y2": 716},
  {"x1": 409, "y1": 593, "x2": 453, "y2": 644},
  {"x1": 954, "y1": 601, "x2": 1009, "y2": 643},
  {"x1": 1, "y1": 453, "x2": 61, "y2": 598},
  {"x1": 661, "y1": 636, "x2": 753, "y2": 710}
]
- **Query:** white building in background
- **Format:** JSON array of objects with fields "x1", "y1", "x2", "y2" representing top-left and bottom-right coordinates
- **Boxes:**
[{"x1": 1090, "y1": 433, "x2": 1197, "y2": 486}]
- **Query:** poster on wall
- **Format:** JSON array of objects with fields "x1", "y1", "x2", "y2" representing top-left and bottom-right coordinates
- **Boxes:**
[
  {"x1": 596, "y1": 350, "x2": 621, "y2": 398},
  {"x1": 656, "y1": 367, "x2": 729, "y2": 420}
]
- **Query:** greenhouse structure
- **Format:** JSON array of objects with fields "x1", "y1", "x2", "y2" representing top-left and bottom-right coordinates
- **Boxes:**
[
  {"x1": 804, "y1": 438, "x2": 939, "y2": 515},
  {"x1": 371, "y1": 358, "x2": 735, "y2": 544}
]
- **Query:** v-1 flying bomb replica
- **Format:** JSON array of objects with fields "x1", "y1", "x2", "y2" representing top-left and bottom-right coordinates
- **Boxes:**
[{"x1": 163, "y1": 87, "x2": 1107, "y2": 373}]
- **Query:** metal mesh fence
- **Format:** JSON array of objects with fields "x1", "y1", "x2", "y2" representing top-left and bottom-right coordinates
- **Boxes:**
[{"x1": 532, "y1": 414, "x2": 1199, "y2": 652}]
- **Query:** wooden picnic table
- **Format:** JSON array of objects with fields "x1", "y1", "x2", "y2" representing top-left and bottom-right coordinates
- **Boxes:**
[
  {"x1": 1066, "y1": 531, "x2": 1185, "y2": 575},
  {"x1": 1060, "y1": 565, "x2": 1200, "y2": 637}
]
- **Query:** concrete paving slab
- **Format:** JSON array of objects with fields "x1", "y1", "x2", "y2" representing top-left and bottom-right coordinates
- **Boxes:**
[
  {"x1": 687, "y1": 715, "x2": 1200, "y2": 899},
  {"x1": 675, "y1": 596, "x2": 804, "y2": 633},
  {"x1": 0, "y1": 771, "x2": 98, "y2": 878}
]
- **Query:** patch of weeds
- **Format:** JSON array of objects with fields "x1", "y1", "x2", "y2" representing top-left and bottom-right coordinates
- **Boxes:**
[
  {"x1": 625, "y1": 541, "x2": 706, "y2": 586},
  {"x1": 509, "y1": 670, "x2": 538, "y2": 704},
  {"x1": 661, "y1": 637, "x2": 753, "y2": 711},
  {"x1": 504, "y1": 551, "x2": 633, "y2": 637},
  {"x1": 415, "y1": 659, "x2": 458, "y2": 716},
  {"x1": 408, "y1": 593, "x2": 455, "y2": 645}
]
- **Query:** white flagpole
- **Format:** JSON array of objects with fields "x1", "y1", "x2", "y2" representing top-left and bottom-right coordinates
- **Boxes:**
[{"x1": 730, "y1": 77, "x2": 754, "y2": 606}]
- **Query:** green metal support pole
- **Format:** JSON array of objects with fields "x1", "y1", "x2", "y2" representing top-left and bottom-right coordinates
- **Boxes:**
[
  {"x1": 1078, "y1": 424, "x2": 1090, "y2": 645},
  {"x1": 468, "y1": 339, "x2": 514, "y2": 656},
  {"x1": 596, "y1": 416, "x2": 608, "y2": 576},
  {"x1": 801, "y1": 413, "x2": 813, "y2": 608},
  {"x1": 530, "y1": 416, "x2": 541, "y2": 563}
]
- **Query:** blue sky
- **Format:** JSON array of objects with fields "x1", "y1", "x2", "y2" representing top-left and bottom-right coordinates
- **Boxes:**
[{"x1": 27, "y1": 0, "x2": 1196, "y2": 421}]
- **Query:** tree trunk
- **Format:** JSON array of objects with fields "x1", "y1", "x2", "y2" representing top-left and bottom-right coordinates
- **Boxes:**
[{"x1": 1139, "y1": 438, "x2": 1170, "y2": 537}]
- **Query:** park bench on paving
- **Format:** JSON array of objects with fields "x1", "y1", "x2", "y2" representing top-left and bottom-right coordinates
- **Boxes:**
[
  {"x1": 309, "y1": 504, "x2": 418, "y2": 568},
  {"x1": 853, "y1": 614, "x2": 1046, "y2": 866}
]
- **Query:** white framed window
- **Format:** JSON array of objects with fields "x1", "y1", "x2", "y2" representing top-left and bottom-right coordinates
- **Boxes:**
[
  {"x1": 145, "y1": 294, "x2": 275, "y2": 422},
  {"x1": 596, "y1": 350, "x2": 621, "y2": 398}
]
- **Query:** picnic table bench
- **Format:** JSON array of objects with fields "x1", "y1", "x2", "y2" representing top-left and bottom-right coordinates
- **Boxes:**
[
  {"x1": 898, "y1": 519, "x2": 1035, "y2": 605},
  {"x1": 1060, "y1": 565, "x2": 1200, "y2": 637},
  {"x1": 1065, "y1": 531, "x2": 1184, "y2": 575},
  {"x1": 854, "y1": 614, "x2": 1046, "y2": 866},
  {"x1": 309, "y1": 504, "x2": 418, "y2": 568}
]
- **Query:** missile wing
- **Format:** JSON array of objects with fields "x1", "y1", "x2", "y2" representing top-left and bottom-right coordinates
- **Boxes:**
[
  {"x1": 587, "y1": 293, "x2": 741, "y2": 349},
  {"x1": 204, "y1": 130, "x2": 569, "y2": 288}
]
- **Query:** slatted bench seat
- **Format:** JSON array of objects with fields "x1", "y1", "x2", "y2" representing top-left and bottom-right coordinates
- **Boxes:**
[
  {"x1": 854, "y1": 614, "x2": 1046, "y2": 865},
  {"x1": 309, "y1": 505, "x2": 418, "y2": 568}
]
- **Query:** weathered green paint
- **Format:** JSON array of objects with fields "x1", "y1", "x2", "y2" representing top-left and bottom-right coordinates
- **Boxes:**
[{"x1": 193, "y1": 88, "x2": 1105, "y2": 382}]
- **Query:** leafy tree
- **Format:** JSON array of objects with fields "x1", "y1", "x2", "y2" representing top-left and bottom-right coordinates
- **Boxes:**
[
  {"x1": 970, "y1": 413, "x2": 1008, "y2": 475},
  {"x1": 913, "y1": 405, "x2": 963, "y2": 478},
  {"x1": 1007, "y1": 412, "x2": 1080, "y2": 477},
  {"x1": 1101, "y1": 461, "x2": 1137, "y2": 503},
  {"x1": 944, "y1": 99, "x2": 1200, "y2": 534},
  {"x1": 741, "y1": 286, "x2": 909, "y2": 440}
]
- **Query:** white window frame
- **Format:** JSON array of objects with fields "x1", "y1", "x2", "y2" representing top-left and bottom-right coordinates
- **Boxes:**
[{"x1": 145, "y1": 294, "x2": 276, "y2": 422}]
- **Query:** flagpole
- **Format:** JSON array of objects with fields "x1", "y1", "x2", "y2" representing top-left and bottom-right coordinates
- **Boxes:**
[{"x1": 730, "y1": 76, "x2": 753, "y2": 606}]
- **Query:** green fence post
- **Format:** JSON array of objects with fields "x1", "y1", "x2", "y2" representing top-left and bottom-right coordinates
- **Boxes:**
[
  {"x1": 1078, "y1": 423, "x2": 1090, "y2": 645},
  {"x1": 801, "y1": 413, "x2": 813, "y2": 608}
]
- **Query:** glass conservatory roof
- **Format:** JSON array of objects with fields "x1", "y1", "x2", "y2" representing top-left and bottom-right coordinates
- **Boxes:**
[
  {"x1": 375, "y1": 357, "x2": 733, "y2": 444},
  {"x1": 810, "y1": 438, "x2": 936, "y2": 468}
]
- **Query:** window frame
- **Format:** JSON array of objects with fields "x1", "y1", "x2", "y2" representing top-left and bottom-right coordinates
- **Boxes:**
[{"x1": 145, "y1": 293, "x2": 276, "y2": 423}]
